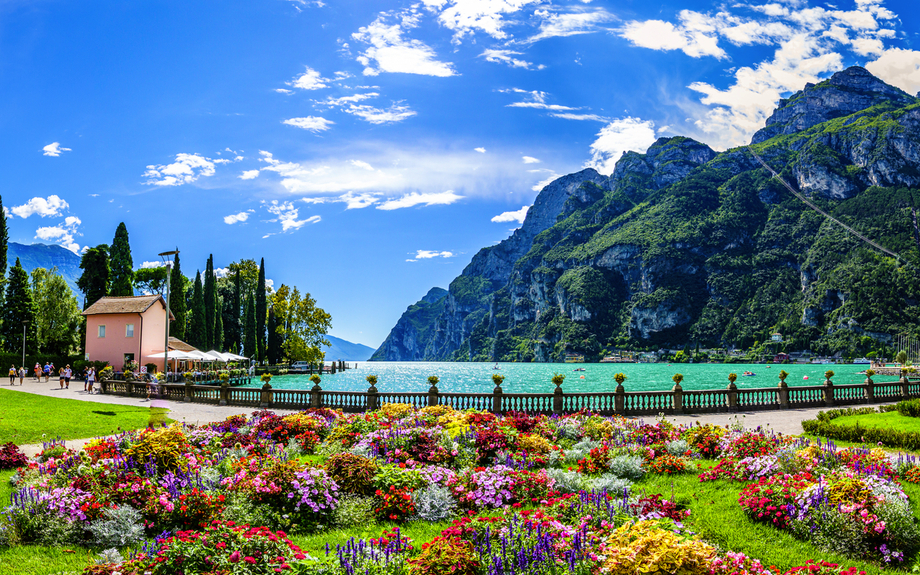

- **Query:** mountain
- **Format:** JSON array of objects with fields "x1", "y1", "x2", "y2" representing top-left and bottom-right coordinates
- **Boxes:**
[
  {"x1": 373, "y1": 66, "x2": 920, "y2": 362},
  {"x1": 322, "y1": 334, "x2": 376, "y2": 361},
  {"x1": 8, "y1": 242, "x2": 82, "y2": 299}
]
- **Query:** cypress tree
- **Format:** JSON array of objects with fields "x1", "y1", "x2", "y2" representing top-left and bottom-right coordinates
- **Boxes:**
[
  {"x1": 243, "y1": 291, "x2": 257, "y2": 360},
  {"x1": 231, "y1": 269, "x2": 242, "y2": 350},
  {"x1": 109, "y1": 222, "x2": 134, "y2": 296},
  {"x1": 256, "y1": 258, "x2": 266, "y2": 363},
  {"x1": 267, "y1": 306, "x2": 283, "y2": 365},
  {"x1": 169, "y1": 253, "x2": 186, "y2": 340},
  {"x1": 0, "y1": 196, "x2": 8, "y2": 308},
  {"x1": 214, "y1": 296, "x2": 224, "y2": 351},
  {"x1": 77, "y1": 244, "x2": 110, "y2": 309},
  {"x1": 1, "y1": 258, "x2": 35, "y2": 352},
  {"x1": 204, "y1": 254, "x2": 215, "y2": 349},
  {"x1": 189, "y1": 271, "x2": 206, "y2": 349}
]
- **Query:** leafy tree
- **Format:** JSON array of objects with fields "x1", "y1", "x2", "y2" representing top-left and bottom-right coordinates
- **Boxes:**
[
  {"x1": 227, "y1": 259, "x2": 259, "y2": 300},
  {"x1": 134, "y1": 266, "x2": 168, "y2": 295},
  {"x1": 267, "y1": 306, "x2": 283, "y2": 364},
  {"x1": 77, "y1": 244, "x2": 109, "y2": 310},
  {"x1": 256, "y1": 258, "x2": 267, "y2": 363},
  {"x1": 109, "y1": 223, "x2": 134, "y2": 296},
  {"x1": 214, "y1": 296, "x2": 224, "y2": 351},
  {"x1": 188, "y1": 271, "x2": 206, "y2": 349},
  {"x1": 896, "y1": 349, "x2": 909, "y2": 367},
  {"x1": 31, "y1": 267, "x2": 80, "y2": 356},
  {"x1": 243, "y1": 291, "x2": 257, "y2": 359},
  {"x1": 204, "y1": 254, "x2": 216, "y2": 349},
  {"x1": 1, "y1": 258, "x2": 35, "y2": 353},
  {"x1": 169, "y1": 253, "x2": 186, "y2": 340},
  {"x1": 280, "y1": 287, "x2": 331, "y2": 364}
]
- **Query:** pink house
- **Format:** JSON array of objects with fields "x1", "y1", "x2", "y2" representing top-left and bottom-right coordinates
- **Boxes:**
[{"x1": 82, "y1": 295, "x2": 175, "y2": 371}]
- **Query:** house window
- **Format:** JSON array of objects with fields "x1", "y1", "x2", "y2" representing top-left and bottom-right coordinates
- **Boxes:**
[
  {"x1": 98, "y1": 325, "x2": 106, "y2": 338},
  {"x1": 126, "y1": 324, "x2": 135, "y2": 338}
]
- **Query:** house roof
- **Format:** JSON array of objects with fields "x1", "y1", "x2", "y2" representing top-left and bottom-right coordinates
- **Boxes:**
[
  {"x1": 168, "y1": 337, "x2": 197, "y2": 352},
  {"x1": 82, "y1": 295, "x2": 175, "y2": 320}
]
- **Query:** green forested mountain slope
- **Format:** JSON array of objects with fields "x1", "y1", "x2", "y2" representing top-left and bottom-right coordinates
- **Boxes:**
[{"x1": 372, "y1": 67, "x2": 920, "y2": 362}]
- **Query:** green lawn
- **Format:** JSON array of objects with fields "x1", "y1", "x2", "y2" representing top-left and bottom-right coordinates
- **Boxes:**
[
  {"x1": 0, "y1": 388, "x2": 172, "y2": 445},
  {"x1": 828, "y1": 410, "x2": 920, "y2": 434}
]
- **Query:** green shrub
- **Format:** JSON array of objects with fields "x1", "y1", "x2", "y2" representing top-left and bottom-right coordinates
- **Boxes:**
[
  {"x1": 409, "y1": 537, "x2": 480, "y2": 575},
  {"x1": 333, "y1": 495, "x2": 376, "y2": 527},
  {"x1": 897, "y1": 398, "x2": 920, "y2": 418},
  {"x1": 802, "y1": 416, "x2": 920, "y2": 450},
  {"x1": 326, "y1": 452, "x2": 377, "y2": 495}
]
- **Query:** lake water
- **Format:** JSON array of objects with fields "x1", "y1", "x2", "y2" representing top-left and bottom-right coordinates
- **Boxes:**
[{"x1": 244, "y1": 362, "x2": 893, "y2": 394}]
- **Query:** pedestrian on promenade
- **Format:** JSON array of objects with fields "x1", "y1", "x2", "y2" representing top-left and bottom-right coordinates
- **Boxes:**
[
  {"x1": 85, "y1": 367, "x2": 95, "y2": 393},
  {"x1": 64, "y1": 365, "x2": 72, "y2": 389},
  {"x1": 18, "y1": 366, "x2": 25, "y2": 385},
  {"x1": 8, "y1": 365, "x2": 15, "y2": 385},
  {"x1": 43, "y1": 363, "x2": 50, "y2": 382},
  {"x1": 58, "y1": 366, "x2": 66, "y2": 389},
  {"x1": 34, "y1": 363, "x2": 41, "y2": 380}
]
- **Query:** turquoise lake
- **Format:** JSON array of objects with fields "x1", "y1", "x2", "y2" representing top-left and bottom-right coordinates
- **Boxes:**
[{"x1": 244, "y1": 362, "x2": 893, "y2": 394}]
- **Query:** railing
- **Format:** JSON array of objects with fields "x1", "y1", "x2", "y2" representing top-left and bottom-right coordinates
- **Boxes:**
[{"x1": 98, "y1": 376, "x2": 917, "y2": 416}]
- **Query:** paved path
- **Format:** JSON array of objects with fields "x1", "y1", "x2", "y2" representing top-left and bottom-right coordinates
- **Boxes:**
[{"x1": 5, "y1": 375, "x2": 897, "y2": 457}]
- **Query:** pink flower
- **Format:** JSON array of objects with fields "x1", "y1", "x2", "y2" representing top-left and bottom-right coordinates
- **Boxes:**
[
  {"x1": 229, "y1": 551, "x2": 241, "y2": 563},
  {"x1": 244, "y1": 556, "x2": 257, "y2": 564}
]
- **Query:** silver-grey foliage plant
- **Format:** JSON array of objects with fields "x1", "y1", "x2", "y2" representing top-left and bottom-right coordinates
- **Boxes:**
[
  {"x1": 88, "y1": 506, "x2": 145, "y2": 549},
  {"x1": 607, "y1": 455, "x2": 646, "y2": 481},
  {"x1": 412, "y1": 485, "x2": 458, "y2": 522}
]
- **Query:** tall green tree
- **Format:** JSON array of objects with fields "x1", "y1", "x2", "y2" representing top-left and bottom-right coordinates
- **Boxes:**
[
  {"x1": 1, "y1": 258, "x2": 35, "y2": 353},
  {"x1": 169, "y1": 254, "x2": 187, "y2": 341},
  {"x1": 77, "y1": 244, "x2": 110, "y2": 309},
  {"x1": 109, "y1": 222, "x2": 134, "y2": 296},
  {"x1": 214, "y1": 296, "x2": 224, "y2": 351},
  {"x1": 188, "y1": 271, "x2": 206, "y2": 349},
  {"x1": 280, "y1": 287, "x2": 331, "y2": 364},
  {"x1": 243, "y1": 291, "x2": 257, "y2": 359},
  {"x1": 267, "y1": 306, "x2": 283, "y2": 364},
  {"x1": 204, "y1": 254, "x2": 216, "y2": 349},
  {"x1": 232, "y1": 269, "x2": 242, "y2": 349},
  {"x1": 31, "y1": 267, "x2": 81, "y2": 356},
  {"x1": 134, "y1": 266, "x2": 168, "y2": 295},
  {"x1": 256, "y1": 258, "x2": 267, "y2": 363},
  {"x1": 0, "y1": 196, "x2": 8, "y2": 308}
]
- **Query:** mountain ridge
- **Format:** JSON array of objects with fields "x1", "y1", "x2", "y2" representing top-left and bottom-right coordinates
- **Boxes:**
[{"x1": 373, "y1": 66, "x2": 920, "y2": 362}]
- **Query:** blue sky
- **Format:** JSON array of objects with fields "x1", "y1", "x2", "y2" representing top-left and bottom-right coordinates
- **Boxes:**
[{"x1": 3, "y1": 0, "x2": 920, "y2": 349}]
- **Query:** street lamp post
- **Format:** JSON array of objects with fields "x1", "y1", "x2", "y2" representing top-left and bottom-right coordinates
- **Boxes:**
[
  {"x1": 158, "y1": 250, "x2": 179, "y2": 382},
  {"x1": 21, "y1": 320, "x2": 28, "y2": 369}
]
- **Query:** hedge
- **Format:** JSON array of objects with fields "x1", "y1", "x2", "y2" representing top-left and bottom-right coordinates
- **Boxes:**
[
  {"x1": 0, "y1": 353, "x2": 77, "y2": 371},
  {"x1": 802, "y1": 406, "x2": 920, "y2": 450}
]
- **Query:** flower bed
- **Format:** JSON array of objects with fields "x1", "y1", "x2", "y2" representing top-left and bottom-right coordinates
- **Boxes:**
[{"x1": 0, "y1": 406, "x2": 909, "y2": 574}]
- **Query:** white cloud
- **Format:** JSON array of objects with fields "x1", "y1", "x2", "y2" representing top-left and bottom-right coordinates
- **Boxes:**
[
  {"x1": 491, "y1": 205, "x2": 529, "y2": 223},
  {"x1": 143, "y1": 153, "x2": 217, "y2": 186},
  {"x1": 526, "y1": 8, "x2": 616, "y2": 43},
  {"x1": 239, "y1": 170, "x2": 260, "y2": 180},
  {"x1": 502, "y1": 89, "x2": 579, "y2": 111},
  {"x1": 283, "y1": 116, "x2": 335, "y2": 132},
  {"x1": 406, "y1": 249, "x2": 455, "y2": 262},
  {"x1": 353, "y1": 13, "x2": 456, "y2": 77},
  {"x1": 377, "y1": 191, "x2": 464, "y2": 210},
  {"x1": 620, "y1": 14, "x2": 726, "y2": 59},
  {"x1": 474, "y1": 147, "x2": 486, "y2": 153},
  {"x1": 42, "y1": 142, "x2": 71, "y2": 157},
  {"x1": 530, "y1": 170, "x2": 560, "y2": 191},
  {"x1": 522, "y1": 156, "x2": 540, "y2": 164},
  {"x1": 34, "y1": 216, "x2": 81, "y2": 254},
  {"x1": 224, "y1": 211, "x2": 252, "y2": 224},
  {"x1": 867, "y1": 48, "x2": 920, "y2": 95},
  {"x1": 275, "y1": 88, "x2": 294, "y2": 94},
  {"x1": 265, "y1": 200, "x2": 321, "y2": 231},
  {"x1": 140, "y1": 261, "x2": 164, "y2": 269},
  {"x1": 12, "y1": 195, "x2": 69, "y2": 218},
  {"x1": 480, "y1": 49, "x2": 544, "y2": 70},
  {"x1": 291, "y1": 66, "x2": 329, "y2": 90},
  {"x1": 214, "y1": 267, "x2": 230, "y2": 278},
  {"x1": 423, "y1": 0, "x2": 539, "y2": 41},
  {"x1": 549, "y1": 112, "x2": 608, "y2": 122},
  {"x1": 316, "y1": 92, "x2": 416, "y2": 124},
  {"x1": 586, "y1": 117, "x2": 658, "y2": 175},
  {"x1": 350, "y1": 159, "x2": 374, "y2": 171}
]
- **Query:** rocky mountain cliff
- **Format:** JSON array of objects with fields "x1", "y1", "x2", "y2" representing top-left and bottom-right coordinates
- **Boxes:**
[{"x1": 372, "y1": 67, "x2": 920, "y2": 362}]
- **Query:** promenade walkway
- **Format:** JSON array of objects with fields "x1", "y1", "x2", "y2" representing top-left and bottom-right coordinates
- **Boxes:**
[{"x1": 7, "y1": 375, "x2": 896, "y2": 457}]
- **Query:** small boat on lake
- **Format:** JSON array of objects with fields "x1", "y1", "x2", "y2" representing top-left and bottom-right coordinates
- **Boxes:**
[
  {"x1": 573, "y1": 368, "x2": 586, "y2": 372},
  {"x1": 742, "y1": 371, "x2": 756, "y2": 376}
]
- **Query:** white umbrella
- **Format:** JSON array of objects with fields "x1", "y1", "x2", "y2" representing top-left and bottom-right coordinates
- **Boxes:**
[
  {"x1": 224, "y1": 352, "x2": 249, "y2": 361},
  {"x1": 186, "y1": 350, "x2": 215, "y2": 361},
  {"x1": 148, "y1": 350, "x2": 197, "y2": 360},
  {"x1": 205, "y1": 350, "x2": 232, "y2": 362}
]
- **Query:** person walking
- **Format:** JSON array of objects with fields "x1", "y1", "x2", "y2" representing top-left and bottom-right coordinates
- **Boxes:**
[
  {"x1": 85, "y1": 367, "x2": 95, "y2": 393},
  {"x1": 58, "y1": 366, "x2": 65, "y2": 389},
  {"x1": 18, "y1": 366, "x2": 25, "y2": 385},
  {"x1": 8, "y1": 365, "x2": 15, "y2": 385},
  {"x1": 64, "y1": 364, "x2": 72, "y2": 389},
  {"x1": 34, "y1": 363, "x2": 41, "y2": 381},
  {"x1": 43, "y1": 363, "x2": 51, "y2": 382}
]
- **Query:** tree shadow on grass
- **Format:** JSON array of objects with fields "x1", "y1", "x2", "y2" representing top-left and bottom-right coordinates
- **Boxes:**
[{"x1": 92, "y1": 411, "x2": 117, "y2": 416}]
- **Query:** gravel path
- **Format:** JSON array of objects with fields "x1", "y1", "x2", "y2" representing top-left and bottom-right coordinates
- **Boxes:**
[{"x1": 5, "y1": 376, "x2": 896, "y2": 457}]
